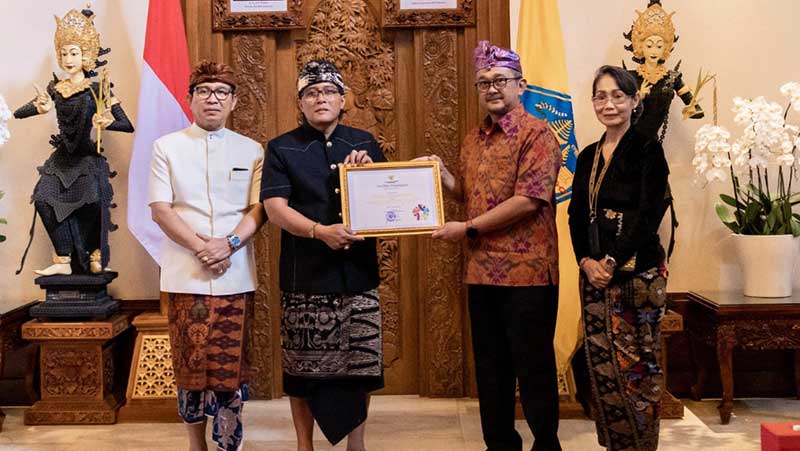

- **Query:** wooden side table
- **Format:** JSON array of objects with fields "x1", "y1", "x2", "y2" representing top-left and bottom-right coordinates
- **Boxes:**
[
  {"x1": 686, "y1": 291, "x2": 800, "y2": 424},
  {"x1": 22, "y1": 313, "x2": 129, "y2": 424}
]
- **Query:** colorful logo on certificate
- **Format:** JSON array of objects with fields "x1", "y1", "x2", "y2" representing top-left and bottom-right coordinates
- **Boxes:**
[{"x1": 412, "y1": 204, "x2": 430, "y2": 221}]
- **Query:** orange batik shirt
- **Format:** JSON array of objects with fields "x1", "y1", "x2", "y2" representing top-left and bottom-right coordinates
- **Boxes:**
[{"x1": 460, "y1": 103, "x2": 561, "y2": 287}]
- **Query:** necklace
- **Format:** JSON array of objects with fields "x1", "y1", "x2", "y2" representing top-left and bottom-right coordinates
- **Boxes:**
[{"x1": 588, "y1": 137, "x2": 616, "y2": 224}]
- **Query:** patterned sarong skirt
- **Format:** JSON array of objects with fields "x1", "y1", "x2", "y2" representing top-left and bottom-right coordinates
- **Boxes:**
[
  {"x1": 280, "y1": 289, "x2": 384, "y2": 444},
  {"x1": 167, "y1": 292, "x2": 252, "y2": 451},
  {"x1": 582, "y1": 266, "x2": 667, "y2": 451}
]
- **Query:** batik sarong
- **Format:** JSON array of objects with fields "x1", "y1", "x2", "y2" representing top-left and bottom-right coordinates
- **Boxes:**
[
  {"x1": 168, "y1": 292, "x2": 252, "y2": 451},
  {"x1": 582, "y1": 266, "x2": 667, "y2": 451},
  {"x1": 280, "y1": 289, "x2": 384, "y2": 444},
  {"x1": 167, "y1": 292, "x2": 251, "y2": 391},
  {"x1": 178, "y1": 385, "x2": 249, "y2": 451}
]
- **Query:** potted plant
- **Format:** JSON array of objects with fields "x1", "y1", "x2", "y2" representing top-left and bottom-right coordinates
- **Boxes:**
[{"x1": 693, "y1": 82, "x2": 800, "y2": 297}]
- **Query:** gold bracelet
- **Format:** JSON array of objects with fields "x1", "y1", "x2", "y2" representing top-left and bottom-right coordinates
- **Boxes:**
[{"x1": 309, "y1": 222, "x2": 319, "y2": 239}]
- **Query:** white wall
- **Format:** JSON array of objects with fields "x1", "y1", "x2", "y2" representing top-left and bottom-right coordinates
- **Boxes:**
[
  {"x1": 0, "y1": 1, "x2": 155, "y2": 311},
  {"x1": 510, "y1": 0, "x2": 800, "y2": 294}
]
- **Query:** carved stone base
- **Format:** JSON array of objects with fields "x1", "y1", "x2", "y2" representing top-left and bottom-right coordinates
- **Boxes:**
[
  {"x1": 22, "y1": 314, "x2": 129, "y2": 425},
  {"x1": 31, "y1": 272, "x2": 120, "y2": 320},
  {"x1": 118, "y1": 312, "x2": 180, "y2": 423}
]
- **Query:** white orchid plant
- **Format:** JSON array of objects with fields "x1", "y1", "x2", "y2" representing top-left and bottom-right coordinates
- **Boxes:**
[{"x1": 693, "y1": 82, "x2": 800, "y2": 236}]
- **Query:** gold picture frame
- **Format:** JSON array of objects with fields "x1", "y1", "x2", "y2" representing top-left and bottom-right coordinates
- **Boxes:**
[
  {"x1": 339, "y1": 161, "x2": 446, "y2": 237},
  {"x1": 382, "y1": 0, "x2": 476, "y2": 28},
  {"x1": 212, "y1": 0, "x2": 306, "y2": 31}
]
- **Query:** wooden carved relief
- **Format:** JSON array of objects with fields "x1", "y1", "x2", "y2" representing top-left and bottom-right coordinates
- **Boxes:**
[
  {"x1": 25, "y1": 410, "x2": 115, "y2": 425},
  {"x1": 231, "y1": 34, "x2": 271, "y2": 144},
  {"x1": 131, "y1": 335, "x2": 177, "y2": 398},
  {"x1": 421, "y1": 29, "x2": 464, "y2": 396},
  {"x1": 103, "y1": 347, "x2": 114, "y2": 395},
  {"x1": 42, "y1": 346, "x2": 101, "y2": 397},
  {"x1": 230, "y1": 32, "x2": 275, "y2": 397},
  {"x1": 296, "y1": 0, "x2": 403, "y2": 367},
  {"x1": 721, "y1": 319, "x2": 800, "y2": 350},
  {"x1": 22, "y1": 316, "x2": 128, "y2": 340},
  {"x1": 661, "y1": 310, "x2": 684, "y2": 333}
]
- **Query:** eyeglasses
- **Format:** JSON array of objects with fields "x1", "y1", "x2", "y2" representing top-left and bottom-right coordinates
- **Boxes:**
[
  {"x1": 475, "y1": 77, "x2": 522, "y2": 92},
  {"x1": 592, "y1": 90, "x2": 631, "y2": 106},
  {"x1": 193, "y1": 86, "x2": 234, "y2": 101},
  {"x1": 301, "y1": 87, "x2": 341, "y2": 101}
]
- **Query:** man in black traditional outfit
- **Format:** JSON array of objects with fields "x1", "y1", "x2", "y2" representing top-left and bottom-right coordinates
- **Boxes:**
[{"x1": 261, "y1": 60, "x2": 385, "y2": 451}]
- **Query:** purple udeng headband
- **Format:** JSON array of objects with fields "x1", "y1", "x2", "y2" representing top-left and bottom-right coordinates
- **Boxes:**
[{"x1": 472, "y1": 40, "x2": 522, "y2": 73}]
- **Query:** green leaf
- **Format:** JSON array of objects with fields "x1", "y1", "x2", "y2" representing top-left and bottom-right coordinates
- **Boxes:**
[
  {"x1": 784, "y1": 200, "x2": 793, "y2": 224},
  {"x1": 792, "y1": 220, "x2": 800, "y2": 237},
  {"x1": 716, "y1": 203, "x2": 736, "y2": 224},
  {"x1": 743, "y1": 201, "x2": 761, "y2": 225},
  {"x1": 0, "y1": 218, "x2": 6, "y2": 225},
  {"x1": 765, "y1": 209, "x2": 778, "y2": 234},
  {"x1": 719, "y1": 194, "x2": 744, "y2": 209},
  {"x1": 0, "y1": 191, "x2": 4, "y2": 200},
  {"x1": 0, "y1": 235, "x2": 5, "y2": 243}
]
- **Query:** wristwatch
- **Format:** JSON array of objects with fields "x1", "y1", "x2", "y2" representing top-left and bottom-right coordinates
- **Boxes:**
[
  {"x1": 226, "y1": 234, "x2": 241, "y2": 251},
  {"x1": 465, "y1": 220, "x2": 479, "y2": 239},
  {"x1": 603, "y1": 254, "x2": 617, "y2": 267}
]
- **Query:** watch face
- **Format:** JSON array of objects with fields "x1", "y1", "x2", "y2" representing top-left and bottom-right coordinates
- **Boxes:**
[
  {"x1": 466, "y1": 227, "x2": 478, "y2": 239},
  {"x1": 228, "y1": 235, "x2": 241, "y2": 248}
]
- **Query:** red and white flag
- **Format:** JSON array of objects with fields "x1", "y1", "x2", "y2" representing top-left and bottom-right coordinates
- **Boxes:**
[{"x1": 127, "y1": 0, "x2": 192, "y2": 264}]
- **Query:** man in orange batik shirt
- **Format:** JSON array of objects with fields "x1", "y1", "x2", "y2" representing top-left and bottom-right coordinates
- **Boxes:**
[{"x1": 425, "y1": 41, "x2": 562, "y2": 451}]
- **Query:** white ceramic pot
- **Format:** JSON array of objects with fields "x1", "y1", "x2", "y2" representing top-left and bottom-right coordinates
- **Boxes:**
[{"x1": 731, "y1": 234, "x2": 800, "y2": 298}]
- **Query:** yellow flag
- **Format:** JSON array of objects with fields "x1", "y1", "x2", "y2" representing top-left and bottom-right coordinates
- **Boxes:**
[{"x1": 517, "y1": 0, "x2": 581, "y2": 376}]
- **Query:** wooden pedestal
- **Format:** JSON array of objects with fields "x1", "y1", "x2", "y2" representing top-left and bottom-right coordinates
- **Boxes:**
[
  {"x1": 660, "y1": 309, "x2": 684, "y2": 419},
  {"x1": 22, "y1": 314, "x2": 129, "y2": 425},
  {"x1": 117, "y1": 312, "x2": 180, "y2": 422}
]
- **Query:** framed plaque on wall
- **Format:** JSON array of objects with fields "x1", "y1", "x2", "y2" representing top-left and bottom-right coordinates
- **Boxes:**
[
  {"x1": 212, "y1": 0, "x2": 306, "y2": 31},
  {"x1": 382, "y1": 0, "x2": 476, "y2": 28}
]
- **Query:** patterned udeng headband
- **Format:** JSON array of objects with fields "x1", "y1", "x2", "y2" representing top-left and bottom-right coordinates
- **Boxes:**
[
  {"x1": 297, "y1": 60, "x2": 346, "y2": 97},
  {"x1": 472, "y1": 40, "x2": 522, "y2": 74}
]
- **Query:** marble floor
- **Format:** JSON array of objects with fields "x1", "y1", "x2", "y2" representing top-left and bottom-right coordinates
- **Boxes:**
[{"x1": 0, "y1": 396, "x2": 797, "y2": 450}]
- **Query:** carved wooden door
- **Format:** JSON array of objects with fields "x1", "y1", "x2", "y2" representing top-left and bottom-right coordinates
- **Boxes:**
[{"x1": 184, "y1": 0, "x2": 510, "y2": 398}]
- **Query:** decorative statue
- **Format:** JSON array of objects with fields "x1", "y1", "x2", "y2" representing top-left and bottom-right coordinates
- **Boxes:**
[
  {"x1": 625, "y1": 0, "x2": 703, "y2": 143},
  {"x1": 14, "y1": 7, "x2": 133, "y2": 276}
]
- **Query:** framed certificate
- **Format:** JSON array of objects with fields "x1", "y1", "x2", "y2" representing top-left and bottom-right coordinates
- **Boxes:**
[{"x1": 340, "y1": 161, "x2": 445, "y2": 237}]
